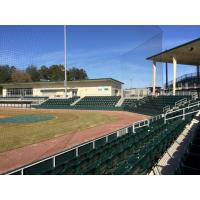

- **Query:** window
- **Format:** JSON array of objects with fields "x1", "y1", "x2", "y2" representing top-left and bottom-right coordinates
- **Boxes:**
[
  {"x1": 6, "y1": 88, "x2": 33, "y2": 96},
  {"x1": 104, "y1": 88, "x2": 109, "y2": 91}
]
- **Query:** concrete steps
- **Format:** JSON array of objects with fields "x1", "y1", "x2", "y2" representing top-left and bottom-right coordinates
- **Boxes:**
[
  {"x1": 70, "y1": 97, "x2": 83, "y2": 106},
  {"x1": 115, "y1": 97, "x2": 125, "y2": 107}
]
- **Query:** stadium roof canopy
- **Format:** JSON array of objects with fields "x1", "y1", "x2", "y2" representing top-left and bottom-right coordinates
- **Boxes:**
[{"x1": 147, "y1": 38, "x2": 200, "y2": 66}]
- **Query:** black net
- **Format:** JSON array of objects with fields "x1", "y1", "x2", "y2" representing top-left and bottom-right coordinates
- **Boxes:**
[
  {"x1": 0, "y1": 25, "x2": 163, "y2": 92},
  {"x1": 67, "y1": 25, "x2": 163, "y2": 90}
]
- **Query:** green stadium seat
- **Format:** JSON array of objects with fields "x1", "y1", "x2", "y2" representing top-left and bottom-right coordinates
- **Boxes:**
[
  {"x1": 23, "y1": 159, "x2": 53, "y2": 175},
  {"x1": 74, "y1": 96, "x2": 121, "y2": 110},
  {"x1": 36, "y1": 96, "x2": 80, "y2": 109},
  {"x1": 15, "y1": 107, "x2": 194, "y2": 175},
  {"x1": 55, "y1": 149, "x2": 76, "y2": 166}
]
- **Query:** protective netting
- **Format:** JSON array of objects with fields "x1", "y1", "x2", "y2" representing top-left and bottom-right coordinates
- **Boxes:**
[
  {"x1": 0, "y1": 25, "x2": 163, "y2": 90},
  {"x1": 0, "y1": 25, "x2": 64, "y2": 69},
  {"x1": 67, "y1": 25, "x2": 163, "y2": 89}
]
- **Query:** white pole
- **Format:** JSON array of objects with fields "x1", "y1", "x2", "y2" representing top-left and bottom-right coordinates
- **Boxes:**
[
  {"x1": 173, "y1": 56, "x2": 177, "y2": 96},
  {"x1": 64, "y1": 25, "x2": 67, "y2": 98},
  {"x1": 152, "y1": 61, "x2": 156, "y2": 96}
]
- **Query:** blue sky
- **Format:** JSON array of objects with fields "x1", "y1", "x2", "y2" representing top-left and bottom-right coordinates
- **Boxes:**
[{"x1": 0, "y1": 25, "x2": 200, "y2": 88}]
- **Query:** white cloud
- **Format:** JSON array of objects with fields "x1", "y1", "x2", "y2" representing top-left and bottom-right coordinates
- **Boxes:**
[{"x1": 34, "y1": 51, "x2": 64, "y2": 66}]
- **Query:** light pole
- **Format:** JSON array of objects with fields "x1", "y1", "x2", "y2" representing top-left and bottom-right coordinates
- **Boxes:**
[{"x1": 64, "y1": 25, "x2": 67, "y2": 98}]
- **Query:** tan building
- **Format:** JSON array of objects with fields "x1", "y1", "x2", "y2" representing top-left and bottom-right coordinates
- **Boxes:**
[{"x1": 1, "y1": 78, "x2": 123, "y2": 98}]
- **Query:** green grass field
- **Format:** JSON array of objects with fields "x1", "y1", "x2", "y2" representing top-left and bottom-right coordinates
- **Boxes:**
[{"x1": 0, "y1": 109, "x2": 119, "y2": 153}]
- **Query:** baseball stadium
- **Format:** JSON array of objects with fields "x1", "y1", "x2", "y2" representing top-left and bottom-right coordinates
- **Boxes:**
[{"x1": 1, "y1": 25, "x2": 200, "y2": 175}]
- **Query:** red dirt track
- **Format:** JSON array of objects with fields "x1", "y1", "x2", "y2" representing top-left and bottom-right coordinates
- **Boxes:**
[{"x1": 0, "y1": 109, "x2": 149, "y2": 174}]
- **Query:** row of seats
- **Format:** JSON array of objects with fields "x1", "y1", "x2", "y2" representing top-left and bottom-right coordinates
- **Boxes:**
[
  {"x1": 36, "y1": 96, "x2": 80, "y2": 108},
  {"x1": 18, "y1": 113, "x2": 193, "y2": 175},
  {"x1": 175, "y1": 125, "x2": 200, "y2": 174},
  {"x1": 74, "y1": 96, "x2": 121, "y2": 108},
  {"x1": 123, "y1": 95, "x2": 191, "y2": 116},
  {"x1": 34, "y1": 95, "x2": 193, "y2": 114},
  {"x1": 121, "y1": 98, "x2": 138, "y2": 107},
  {"x1": 34, "y1": 96, "x2": 121, "y2": 110}
]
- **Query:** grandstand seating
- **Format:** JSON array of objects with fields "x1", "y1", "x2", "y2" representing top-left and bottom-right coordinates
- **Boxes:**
[
  {"x1": 36, "y1": 96, "x2": 80, "y2": 108},
  {"x1": 34, "y1": 96, "x2": 122, "y2": 110},
  {"x1": 123, "y1": 95, "x2": 191, "y2": 116},
  {"x1": 32, "y1": 95, "x2": 193, "y2": 114},
  {"x1": 3, "y1": 94, "x2": 198, "y2": 175},
  {"x1": 121, "y1": 98, "x2": 138, "y2": 107},
  {"x1": 175, "y1": 125, "x2": 200, "y2": 175},
  {"x1": 73, "y1": 96, "x2": 121, "y2": 110},
  {"x1": 16, "y1": 111, "x2": 193, "y2": 175}
]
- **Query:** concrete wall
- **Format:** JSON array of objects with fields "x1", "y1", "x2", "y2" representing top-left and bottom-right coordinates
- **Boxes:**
[
  {"x1": 77, "y1": 86, "x2": 112, "y2": 97},
  {"x1": 33, "y1": 88, "x2": 65, "y2": 98},
  {"x1": 33, "y1": 86, "x2": 114, "y2": 98}
]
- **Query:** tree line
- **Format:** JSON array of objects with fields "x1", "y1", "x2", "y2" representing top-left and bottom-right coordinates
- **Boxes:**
[{"x1": 0, "y1": 65, "x2": 88, "y2": 83}]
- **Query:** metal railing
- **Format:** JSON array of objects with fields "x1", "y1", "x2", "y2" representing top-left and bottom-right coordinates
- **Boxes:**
[
  {"x1": 164, "y1": 100, "x2": 200, "y2": 123},
  {"x1": 175, "y1": 98, "x2": 187, "y2": 108},
  {"x1": 163, "y1": 97, "x2": 189, "y2": 113},
  {"x1": 166, "y1": 72, "x2": 198, "y2": 86},
  {"x1": 192, "y1": 93, "x2": 198, "y2": 100},
  {"x1": 162, "y1": 91, "x2": 197, "y2": 96},
  {"x1": 163, "y1": 105, "x2": 170, "y2": 113},
  {"x1": 5, "y1": 115, "x2": 156, "y2": 175},
  {"x1": 5, "y1": 98, "x2": 200, "y2": 175},
  {"x1": 165, "y1": 93, "x2": 198, "y2": 114}
]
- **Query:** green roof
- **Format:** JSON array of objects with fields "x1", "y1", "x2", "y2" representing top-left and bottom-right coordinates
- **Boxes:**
[{"x1": 0, "y1": 78, "x2": 124, "y2": 86}]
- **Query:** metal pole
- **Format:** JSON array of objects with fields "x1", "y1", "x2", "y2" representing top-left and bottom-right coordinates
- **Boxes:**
[
  {"x1": 64, "y1": 25, "x2": 67, "y2": 98},
  {"x1": 132, "y1": 124, "x2": 135, "y2": 133},
  {"x1": 166, "y1": 62, "x2": 168, "y2": 91},
  {"x1": 152, "y1": 61, "x2": 156, "y2": 96},
  {"x1": 173, "y1": 57, "x2": 177, "y2": 96},
  {"x1": 182, "y1": 108, "x2": 185, "y2": 120}
]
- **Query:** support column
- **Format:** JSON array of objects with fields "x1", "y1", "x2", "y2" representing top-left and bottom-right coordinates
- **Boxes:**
[
  {"x1": 173, "y1": 56, "x2": 177, "y2": 96},
  {"x1": 152, "y1": 61, "x2": 156, "y2": 96}
]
